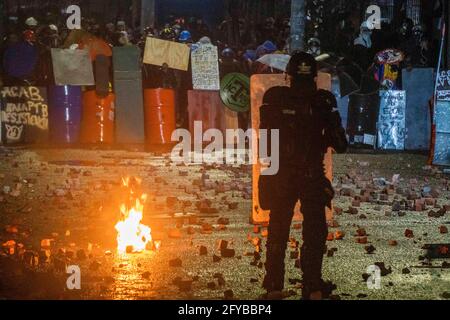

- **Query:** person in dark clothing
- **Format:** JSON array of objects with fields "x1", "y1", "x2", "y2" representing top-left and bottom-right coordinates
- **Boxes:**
[
  {"x1": 398, "y1": 18, "x2": 417, "y2": 68},
  {"x1": 34, "y1": 24, "x2": 60, "y2": 86},
  {"x1": 352, "y1": 22, "x2": 373, "y2": 71},
  {"x1": 259, "y1": 51, "x2": 348, "y2": 300},
  {"x1": 219, "y1": 48, "x2": 242, "y2": 77},
  {"x1": 157, "y1": 63, "x2": 177, "y2": 89},
  {"x1": 219, "y1": 47, "x2": 249, "y2": 129},
  {"x1": 411, "y1": 24, "x2": 432, "y2": 67}
]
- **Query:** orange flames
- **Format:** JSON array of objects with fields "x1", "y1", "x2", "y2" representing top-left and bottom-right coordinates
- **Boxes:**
[{"x1": 115, "y1": 177, "x2": 152, "y2": 253}]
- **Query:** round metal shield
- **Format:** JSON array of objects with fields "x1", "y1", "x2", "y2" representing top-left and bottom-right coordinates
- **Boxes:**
[{"x1": 220, "y1": 73, "x2": 250, "y2": 112}]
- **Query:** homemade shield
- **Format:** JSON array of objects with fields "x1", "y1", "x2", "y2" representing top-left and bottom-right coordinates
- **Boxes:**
[
  {"x1": 317, "y1": 54, "x2": 363, "y2": 97},
  {"x1": 48, "y1": 85, "x2": 82, "y2": 144},
  {"x1": 80, "y1": 90, "x2": 115, "y2": 144},
  {"x1": 187, "y1": 90, "x2": 239, "y2": 145},
  {"x1": 113, "y1": 46, "x2": 145, "y2": 144},
  {"x1": 432, "y1": 100, "x2": 450, "y2": 166},
  {"x1": 347, "y1": 91, "x2": 379, "y2": 148},
  {"x1": 51, "y1": 48, "x2": 95, "y2": 86},
  {"x1": 220, "y1": 73, "x2": 250, "y2": 112},
  {"x1": 377, "y1": 90, "x2": 406, "y2": 150},
  {"x1": 0, "y1": 86, "x2": 49, "y2": 144},
  {"x1": 256, "y1": 54, "x2": 291, "y2": 72},
  {"x1": 251, "y1": 73, "x2": 333, "y2": 224},
  {"x1": 402, "y1": 68, "x2": 434, "y2": 150},
  {"x1": 191, "y1": 44, "x2": 220, "y2": 91},
  {"x1": 436, "y1": 70, "x2": 450, "y2": 101},
  {"x1": 331, "y1": 75, "x2": 350, "y2": 129},
  {"x1": 143, "y1": 37, "x2": 190, "y2": 71},
  {"x1": 143, "y1": 88, "x2": 176, "y2": 145},
  {"x1": 374, "y1": 49, "x2": 404, "y2": 90}
]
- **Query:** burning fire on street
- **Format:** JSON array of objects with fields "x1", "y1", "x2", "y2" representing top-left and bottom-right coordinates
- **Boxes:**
[{"x1": 115, "y1": 177, "x2": 154, "y2": 254}]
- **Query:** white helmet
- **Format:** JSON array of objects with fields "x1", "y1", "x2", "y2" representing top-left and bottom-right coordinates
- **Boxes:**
[
  {"x1": 25, "y1": 17, "x2": 38, "y2": 27},
  {"x1": 198, "y1": 36, "x2": 211, "y2": 45},
  {"x1": 49, "y1": 24, "x2": 58, "y2": 32}
]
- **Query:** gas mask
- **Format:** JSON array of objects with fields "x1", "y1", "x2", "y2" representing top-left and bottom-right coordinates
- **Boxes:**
[{"x1": 307, "y1": 45, "x2": 321, "y2": 57}]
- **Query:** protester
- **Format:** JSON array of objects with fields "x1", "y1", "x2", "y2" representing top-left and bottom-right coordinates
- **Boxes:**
[
  {"x1": 352, "y1": 21, "x2": 373, "y2": 71},
  {"x1": 0, "y1": 4, "x2": 441, "y2": 131},
  {"x1": 219, "y1": 48, "x2": 241, "y2": 77},
  {"x1": 306, "y1": 37, "x2": 321, "y2": 57}
]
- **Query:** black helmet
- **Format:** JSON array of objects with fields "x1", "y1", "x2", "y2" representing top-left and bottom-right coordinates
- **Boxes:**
[
  {"x1": 221, "y1": 48, "x2": 235, "y2": 58},
  {"x1": 286, "y1": 51, "x2": 317, "y2": 79}
]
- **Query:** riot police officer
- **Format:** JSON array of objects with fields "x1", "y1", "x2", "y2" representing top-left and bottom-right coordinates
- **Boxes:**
[{"x1": 259, "y1": 51, "x2": 348, "y2": 300}]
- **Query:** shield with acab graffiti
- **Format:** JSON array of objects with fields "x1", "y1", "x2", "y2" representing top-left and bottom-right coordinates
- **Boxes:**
[{"x1": 220, "y1": 73, "x2": 250, "y2": 112}]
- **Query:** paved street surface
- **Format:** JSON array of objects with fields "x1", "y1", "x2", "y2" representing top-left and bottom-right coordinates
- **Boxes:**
[{"x1": 0, "y1": 147, "x2": 449, "y2": 300}]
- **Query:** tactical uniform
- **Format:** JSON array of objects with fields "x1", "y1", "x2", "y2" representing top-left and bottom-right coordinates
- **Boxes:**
[{"x1": 259, "y1": 52, "x2": 348, "y2": 299}]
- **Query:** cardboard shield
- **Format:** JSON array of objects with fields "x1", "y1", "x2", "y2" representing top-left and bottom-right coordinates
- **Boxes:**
[
  {"x1": 188, "y1": 90, "x2": 239, "y2": 145},
  {"x1": 377, "y1": 90, "x2": 406, "y2": 150},
  {"x1": 1, "y1": 86, "x2": 49, "y2": 144},
  {"x1": 51, "y1": 49, "x2": 95, "y2": 86},
  {"x1": 143, "y1": 37, "x2": 190, "y2": 71},
  {"x1": 113, "y1": 46, "x2": 145, "y2": 144},
  {"x1": 191, "y1": 44, "x2": 220, "y2": 91},
  {"x1": 251, "y1": 73, "x2": 334, "y2": 224}
]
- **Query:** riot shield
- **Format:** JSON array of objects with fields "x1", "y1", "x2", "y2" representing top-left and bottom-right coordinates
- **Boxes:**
[
  {"x1": 1, "y1": 86, "x2": 49, "y2": 144},
  {"x1": 51, "y1": 48, "x2": 95, "y2": 86},
  {"x1": 402, "y1": 68, "x2": 434, "y2": 151},
  {"x1": 347, "y1": 92, "x2": 379, "y2": 148},
  {"x1": 431, "y1": 71, "x2": 450, "y2": 166},
  {"x1": 251, "y1": 73, "x2": 334, "y2": 224},
  {"x1": 432, "y1": 100, "x2": 450, "y2": 166},
  {"x1": 188, "y1": 90, "x2": 239, "y2": 145},
  {"x1": 377, "y1": 90, "x2": 406, "y2": 151},
  {"x1": 113, "y1": 46, "x2": 145, "y2": 144}
]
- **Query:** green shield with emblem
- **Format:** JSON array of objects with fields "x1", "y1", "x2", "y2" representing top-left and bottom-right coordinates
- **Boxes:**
[{"x1": 220, "y1": 73, "x2": 250, "y2": 112}]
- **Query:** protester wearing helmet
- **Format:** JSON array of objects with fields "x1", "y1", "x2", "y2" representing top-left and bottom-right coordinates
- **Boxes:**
[
  {"x1": 399, "y1": 19, "x2": 425, "y2": 67},
  {"x1": 306, "y1": 37, "x2": 321, "y2": 57},
  {"x1": 411, "y1": 24, "x2": 431, "y2": 66},
  {"x1": 160, "y1": 27, "x2": 177, "y2": 41},
  {"x1": 198, "y1": 36, "x2": 211, "y2": 45},
  {"x1": 219, "y1": 47, "x2": 241, "y2": 77},
  {"x1": 221, "y1": 47, "x2": 235, "y2": 59},
  {"x1": 178, "y1": 30, "x2": 192, "y2": 43},
  {"x1": 25, "y1": 17, "x2": 38, "y2": 30},
  {"x1": 259, "y1": 51, "x2": 347, "y2": 300},
  {"x1": 256, "y1": 40, "x2": 277, "y2": 59}
]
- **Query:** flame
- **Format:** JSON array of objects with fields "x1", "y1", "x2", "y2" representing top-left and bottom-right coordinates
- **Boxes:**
[{"x1": 115, "y1": 177, "x2": 152, "y2": 253}]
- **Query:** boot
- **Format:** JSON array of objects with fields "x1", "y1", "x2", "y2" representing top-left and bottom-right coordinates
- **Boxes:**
[
  {"x1": 263, "y1": 243, "x2": 286, "y2": 293},
  {"x1": 302, "y1": 279, "x2": 337, "y2": 300}
]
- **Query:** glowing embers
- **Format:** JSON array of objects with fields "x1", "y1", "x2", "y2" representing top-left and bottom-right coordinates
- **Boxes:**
[{"x1": 115, "y1": 177, "x2": 152, "y2": 253}]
